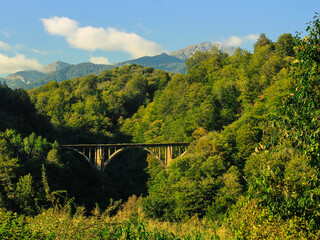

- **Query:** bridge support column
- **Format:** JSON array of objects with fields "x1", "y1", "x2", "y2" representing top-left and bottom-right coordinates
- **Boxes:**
[
  {"x1": 165, "y1": 145, "x2": 174, "y2": 165},
  {"x1": 95, "y1": 147, "x2": 104, "y2": 171}
]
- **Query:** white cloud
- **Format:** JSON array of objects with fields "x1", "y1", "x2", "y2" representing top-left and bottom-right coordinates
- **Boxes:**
[
  {"x1": 216, "y1": 34, "x2": 260, "y2": 48},
  {"x1": 224, "y1": 36, "x2": 243, "y2": 47},
  {"x1": 0, "y1": 53, "x2": 44, "y2": 75},
  {"x1": 41, "y1": 16, "x2": 78, "y2": 37},
  {"x1": 41, "y1": 16, "x2": 163, "y2": 58},
  {"x1": 32, "y1": 49, "x2": 47, "y2": 55},
  {"x1": 89, "y1": 56, "x2": 110, "y2": 65},
  {"x1": 245, "y1": 34, "x2": 259, "y2": 41},
  {"x1": 135, "y1": 22, "x2": 152, "y2": 34},
  {"x1": 0, "y1": 41, "x2": 11, "y2": 50},
  {"x1": 1, "y1": 31, "x2": 10, "y2": 37}
]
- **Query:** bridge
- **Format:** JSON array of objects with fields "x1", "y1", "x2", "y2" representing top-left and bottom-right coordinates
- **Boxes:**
[{"x1": 59, "y1": 143, "x2": 189, "y2": 172}]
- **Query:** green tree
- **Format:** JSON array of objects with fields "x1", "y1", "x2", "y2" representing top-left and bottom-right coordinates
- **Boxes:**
[
  {"x1": 0, "y1": 139, "x2": 19, "y2": 201},
  {"x1": 15, "y1": 174, "x2": 35, "y2": 213},
  {"x1": 278, "y1": 13, "x2": 320, "y2": 168},
  {"x1": 275, "y1": 33, "x2": 295, "y2": 57},
  {"x1": 186, "y1": 47, "x2": 226, "y2": 83},
  {"x1": 254, "y1": 33, "x2": 273, "y2": 51}
]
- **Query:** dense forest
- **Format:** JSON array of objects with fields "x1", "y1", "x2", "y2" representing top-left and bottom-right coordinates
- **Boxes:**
[{"x1": 1, "y1": 14, "x2": 320, "y2": 239}]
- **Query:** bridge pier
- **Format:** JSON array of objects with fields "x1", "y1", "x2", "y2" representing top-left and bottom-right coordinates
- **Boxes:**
[
  {"x1": 94, "y1": 147, "x2": 103, "y2": 171},
  {"x1": 165, "y1": 145, "x2": 174, "y2": 165},
  {"x1": 60, "y1": 143, "x2": 189, "y2": 172}
]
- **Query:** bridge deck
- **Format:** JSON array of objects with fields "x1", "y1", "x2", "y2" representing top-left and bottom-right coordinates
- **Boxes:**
[{"x1": 59, "y1": 142, "x2": 189, "y2": 148}]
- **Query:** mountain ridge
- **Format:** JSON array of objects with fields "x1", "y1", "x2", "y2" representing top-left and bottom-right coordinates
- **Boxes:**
[
  {"x1": 113, "y1": 53, "x2": 186, "y2": 74},
  {"x1": 1, "y1": 41, "x2": 236, "y2": 89},
  {"x1": 28, "y1": 62, "x2": 114, "y2": 89}
]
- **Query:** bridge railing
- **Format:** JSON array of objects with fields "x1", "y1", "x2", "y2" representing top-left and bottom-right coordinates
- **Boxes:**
[{"x1": 59, "y1": 142, "x2": 189, "y2": 148}]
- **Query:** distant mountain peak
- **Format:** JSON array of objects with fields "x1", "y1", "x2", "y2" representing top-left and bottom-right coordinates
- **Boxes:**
[
  {"x1": 44, "y1": 61, "x2": 70, "y2": 73},
  {"x1": 170, "y1": 42, "x2": 236, "y2": 60}
]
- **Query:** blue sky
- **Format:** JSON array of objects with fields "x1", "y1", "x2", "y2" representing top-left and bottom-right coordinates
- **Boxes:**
[{"x1": 0, "y1": 0, "x2": 319, "y2": 76}]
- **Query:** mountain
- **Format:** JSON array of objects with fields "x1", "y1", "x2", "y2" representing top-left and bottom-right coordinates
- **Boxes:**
[
  {"x1": 170, "y1": 41, "x2": 237, "y2": 60},
  {"x1": 114, "y1": 53, "x2": 186, "y2": 73},
  {"x1": 3, "y1": 42, "x2": 238, "y2": 90},
  {"x1": 4, "y1": 62, "x2": 113, "y2": 89},
  {"x1": 29, "y1": 62, "x2": 114, "y2": 89},
  {"x1": 3, "y1": 61, "x2": 69, "y2": 89},
  {"x1": 4, "y1": 71, "x2": 46, "y2": 89}
]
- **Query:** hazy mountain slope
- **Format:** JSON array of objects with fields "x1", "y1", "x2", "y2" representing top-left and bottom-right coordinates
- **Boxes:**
[
  {"x1": 3, "y1": 61, "x2": 70, "y2": 89},
  {"x1": 29, "y1": 62, "x2": 114, "y2": 89},
  {"x1": 114, "y1": 53, "x2": 186, "y2": 73},
  {"x1": 4, "y1": 71, "x2": 46, "y2": 89}
]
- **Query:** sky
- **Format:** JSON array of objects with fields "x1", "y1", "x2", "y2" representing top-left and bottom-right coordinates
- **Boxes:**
[{"x1": 0, "y1": 0, "x2": 319, "y2": 77}]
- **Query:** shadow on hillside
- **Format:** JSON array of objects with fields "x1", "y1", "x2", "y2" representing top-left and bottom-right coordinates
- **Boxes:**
[{"x1": 56, "y1": 147, "x2": 149, "y2": 211}]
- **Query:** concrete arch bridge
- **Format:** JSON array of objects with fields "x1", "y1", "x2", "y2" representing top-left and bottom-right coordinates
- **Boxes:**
[{"x1": 59, "y1": 143, "x2": 189, "y2": 172}]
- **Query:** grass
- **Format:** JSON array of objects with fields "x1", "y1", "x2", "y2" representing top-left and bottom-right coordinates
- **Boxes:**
[
  {"x1": 19, "y1": 196, "x2": 221, "y2": 239},
  {"x1": 25, "y1": 208, "x2": 220, "y2": 239},
  {"x1": 3, "y1": 195, "x2": 318, "y2": 239}
]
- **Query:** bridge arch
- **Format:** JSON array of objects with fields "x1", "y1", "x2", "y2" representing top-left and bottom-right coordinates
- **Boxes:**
[
  {"x1": 61, "y1": 147, "x2": 92, "y2": 165},
  {"x1": 103, "y1": 146, "x2": 166, "y2": 171}
]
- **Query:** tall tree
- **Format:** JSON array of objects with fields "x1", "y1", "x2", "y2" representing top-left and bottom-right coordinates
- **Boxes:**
[
  {"x1": 278, "y1": 13, "x2": 320, "y2": 168},
  {"x1": 254, "y1": 33, "x2": 273, "y2": 51},
  {"x1": 275, "y1": 33, "x2": 295, "y2": 57}
]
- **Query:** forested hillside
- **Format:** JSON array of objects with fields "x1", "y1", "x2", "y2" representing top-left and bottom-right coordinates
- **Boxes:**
[
  {"x1": 0, "y1": 14, "x2": 320, "y2": 239},
  {"x1": 28, "y1": 65, "x2": 170, "y2": 143}
]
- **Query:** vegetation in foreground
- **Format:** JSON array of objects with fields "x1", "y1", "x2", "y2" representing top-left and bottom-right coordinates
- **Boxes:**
[{"x1": 1, "y1": 13, "x2": 320, "y2": 239}]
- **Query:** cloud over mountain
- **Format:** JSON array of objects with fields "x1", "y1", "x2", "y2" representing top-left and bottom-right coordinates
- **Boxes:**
[
  {"x1": 216, "y1": 34, "x2": 259, "y2": 47},
  {"x1": 0, "y1": 53, "x2": 44, "y2": 75},
  {"x1": 89, "y1": 56, "x2": 110, "y2": 65},
  {"x1": 41, "y1": 16, "x2": 164, "y2": 58}
]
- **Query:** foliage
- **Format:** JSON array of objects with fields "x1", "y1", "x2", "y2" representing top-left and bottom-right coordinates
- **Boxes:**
[
  {"x1": 277, "y1": 13, "x2": 320, "y2": 168},
  {"x1": 0, "y1": 83, "x2": 52, "y2": 138},
  {"x1": 24, "y1": 205, "x2": 218, "y2": 239},
  {"x1": 244, "y1": 145, "x2": 320, "y2": 226},
  {"x1": 28, "y1": 65, "x2": 170, "y2": 143},
  {"x1": 134, "y1": 34, "x2": 293, "y2": 223},
  {"x1": 0, "y1": 129, "x2": 62, "y2": 214},
  {"x1": 0, "y1": 210, "x2": 46, "y2": 239},
  {"x1": 224, "y1": 197, "x2": 320, "y2": 239},
  {"x1": 239, "y1": 13, "x2": 320, "y2": 230}
]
